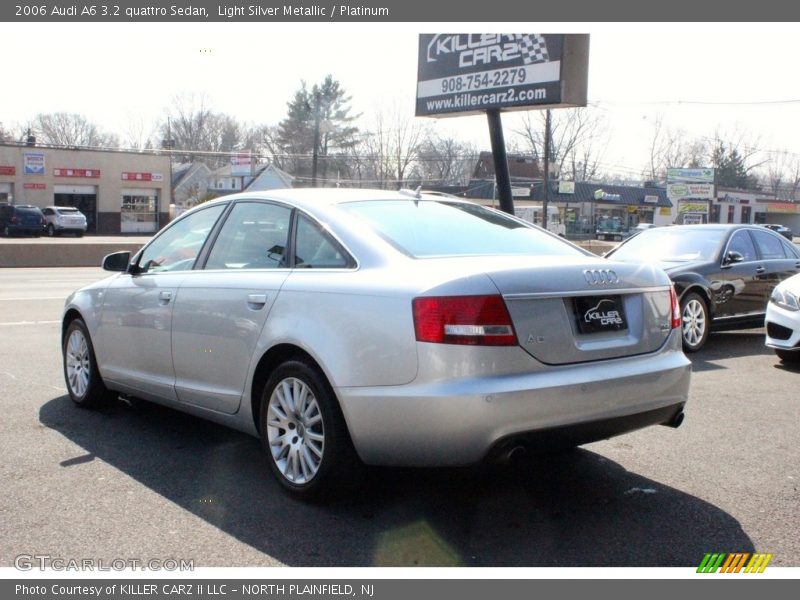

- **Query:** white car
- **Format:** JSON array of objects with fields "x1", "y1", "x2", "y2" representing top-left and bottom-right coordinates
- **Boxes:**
[
  {"x1": 42, "y1": 206, "x2": 87, "y2": 236},
  {"x1": 765, "y1": 272, "x2": 800, "y2": 363}
]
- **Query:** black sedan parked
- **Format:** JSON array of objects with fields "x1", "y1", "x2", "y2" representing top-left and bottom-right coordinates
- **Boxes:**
[{"x1": 607, "y1": 224, "x2": 800, "y2": 351}]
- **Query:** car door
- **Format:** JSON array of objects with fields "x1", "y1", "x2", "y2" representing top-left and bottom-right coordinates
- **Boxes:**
[
  {"x1": 170, "y1": 200, "x2": 293, "y2": 414},
  {"x1": 98, "y1": 204, "x2": 227, "y2": 401},
  {"x1": 751, "y1": 228, "x2": 800, "y2": 307},
  {"x1": 718, "y1": 229, "x2": 762, "y2": 317}
]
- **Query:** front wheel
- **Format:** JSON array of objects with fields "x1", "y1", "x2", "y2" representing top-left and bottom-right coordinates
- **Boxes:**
[
  {"x1": 63, "y1": 318, "x2": 111, "y2": 408},
  {"x1": 259, "y1": 360, "x2": 360, "y2": 500},
  {"x1": 680, "y1": 292, "x2": 709, "y2": 352}
]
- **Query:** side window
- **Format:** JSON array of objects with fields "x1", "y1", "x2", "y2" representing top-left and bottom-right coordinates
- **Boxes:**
[
  {"x1": 727, "y1": 230, "x2": 757, "y2": 262},
  {"x1": 294, "y1": 214, "x2": 350, "y2": 268},
  {"x1": 205, "y1": 202, "x2": 292, "y2": 270},
  {"x1": 752, "y1": 230, "x2": 787, "y2": 259},
  {"x1": 42, "y1": 208, "x2": 52, "y2": 216},
  {"x1": 783, "y1": 240, "x2": 800, "y2": 258},
  {"x1": 137, "y1": 204, "x2": 226, "y2": 274}
]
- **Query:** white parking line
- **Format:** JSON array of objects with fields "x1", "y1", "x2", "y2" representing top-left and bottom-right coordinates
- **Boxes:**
[
  {"x1": 0, "y1": 297, "x2": 66, "y2": 301},
  {"x1": 0, "y1": 320, "x2": 61, "y2": 326}
]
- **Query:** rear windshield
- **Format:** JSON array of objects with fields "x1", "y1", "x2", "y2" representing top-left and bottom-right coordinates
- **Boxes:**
[
  {"x1": 16, "y1": 207, "x2": 43, "y2": 215},
  {"x1": 611, "y1": 227, "x2": 726, "y2": 263},
  {"x1": 339, "y1": 200, "x2": 582, "y2": 258}
]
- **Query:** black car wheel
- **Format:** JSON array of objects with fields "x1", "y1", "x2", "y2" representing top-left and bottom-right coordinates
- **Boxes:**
[
  {"x1": 680, "y1": 292, "x2": 709, "y2": 352},
  {"x1": 776, "y1": 349, "x2": 800, "y2": 364},
  {"x1": 259, "y1": 359, "x2": 360, "y2": 500},
  {"x1": 46, "y1": 224, "x2": 56, "y2": 237},
  {"x1": 63, "y1": 318, "x2": 111, "y2": 408}
]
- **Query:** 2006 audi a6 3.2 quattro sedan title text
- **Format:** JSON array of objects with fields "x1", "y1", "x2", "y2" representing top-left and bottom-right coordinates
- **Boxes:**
[{"x1": 61, "y1": 189, "x2": 691, "y2": 498}]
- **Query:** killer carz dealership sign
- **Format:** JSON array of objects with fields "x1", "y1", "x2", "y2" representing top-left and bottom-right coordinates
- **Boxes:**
[{"x1": 416, "y1": 34, "x2": 589, "y2": 117}]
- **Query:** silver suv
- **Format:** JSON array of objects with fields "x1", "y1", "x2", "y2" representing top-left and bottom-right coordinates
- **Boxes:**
[{"x1": 42, "y1": 206, "x2": 87, "y2": 237}]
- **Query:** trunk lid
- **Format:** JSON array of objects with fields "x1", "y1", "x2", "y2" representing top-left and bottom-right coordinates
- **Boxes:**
[{"x1": 485, "y1": 256, "x2": 674, "y2": 364}]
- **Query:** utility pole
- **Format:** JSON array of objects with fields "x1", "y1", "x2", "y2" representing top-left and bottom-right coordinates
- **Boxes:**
[{"x1": 543, "y1": 109, "x2": 552, "y2": 229}]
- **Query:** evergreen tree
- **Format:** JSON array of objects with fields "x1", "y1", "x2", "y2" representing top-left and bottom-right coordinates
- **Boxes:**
[{"x1": 276, "y1": 76, "x2": 359, "y2": 185}]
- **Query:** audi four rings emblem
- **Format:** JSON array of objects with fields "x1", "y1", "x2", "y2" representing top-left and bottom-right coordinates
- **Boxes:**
[{"x1": 583, "y1": 269, "x2": 619, "y2": 285}]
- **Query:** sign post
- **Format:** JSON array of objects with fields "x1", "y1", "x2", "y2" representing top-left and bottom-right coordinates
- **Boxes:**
[{"x1": 416, "y1": 34, "x2": 589, "y2": 214}]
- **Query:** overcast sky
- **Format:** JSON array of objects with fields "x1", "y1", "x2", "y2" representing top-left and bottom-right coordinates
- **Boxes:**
[{"x1": 3, "y1": 22, "x2": 800, "y2": 179}]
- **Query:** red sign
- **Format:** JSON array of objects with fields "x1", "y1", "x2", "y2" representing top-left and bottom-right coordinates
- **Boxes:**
[
  {"x1": 0, "y1": 166, "x2": 15, "y2": 176},
  {"x1": 122, "y1": 172, "x2": 164, "y2": 182},
  {"x1": 24, "y1": 183, "x2": 46, "y2": 190},
  {"x1": 53, "y1": 168, "x2": 100, "y2": 178}
]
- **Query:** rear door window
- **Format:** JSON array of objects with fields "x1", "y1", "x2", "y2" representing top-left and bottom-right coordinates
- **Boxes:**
[
  {"x1": 752, "y1": 229, "x2": 788, "y2": 259},
  {"x1": 204, "y1": 201, "x2": 292, "y2": 270}
]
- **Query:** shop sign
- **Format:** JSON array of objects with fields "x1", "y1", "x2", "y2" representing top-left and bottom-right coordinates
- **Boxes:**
[
  {"x1": 666, "y1": 167, "x2": 714, "y2": 184},
  {"x1": 668, "y1": 182, "x2": 714, "y2": 201},
  {"x1": 230, "y1": 154, "x2": 252, "y2": 177},
  {"x1": 659, "y1": 207, "x2": 672, "y2": 216},
  {"x1": 23, "y1": 152, "x2": 45, "y2": 174},
  {"x1": 0, "y1": 166, "x2": 15, "y2": 176},
  {"x1": 678, "y1": 200, "x2": 709, "y2": 214},
  {"x1": 23, "y1": 183, "x2": 46, "y2": 190},
  {"x1": 54, "y1": 168, "x2": 100, "y2": 178},
  {"x1": 643, "y1": 195, "x2": 659, "y2": 203},
  {"x1": 416, "y1": 34, "x2": 589, "y2": 117},
  {"x1": 558, "y1": 181, "x2": 575, "y2": 194},
  {"x1": 122, "y1": 172, "x2": 164, "y2": 182},
  {"x1": 766, "y1": 203, "x2": 800, "y2": 214}
]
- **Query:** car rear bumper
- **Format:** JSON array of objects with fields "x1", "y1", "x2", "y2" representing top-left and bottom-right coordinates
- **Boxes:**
[
  {"x1": 5, "y1": 225, "x2": 44, "y2": 235},
  {"x1": 765, "y1": 304, "x2": 800, "y2": 351},
  {"x1": 337, "y1": 332, "x2": 691, "y2": 466}
]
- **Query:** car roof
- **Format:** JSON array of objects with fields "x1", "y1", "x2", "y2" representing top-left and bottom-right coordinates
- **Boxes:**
[{"x1": 197, "y1": 188, "x2": 479, "y2": 215}]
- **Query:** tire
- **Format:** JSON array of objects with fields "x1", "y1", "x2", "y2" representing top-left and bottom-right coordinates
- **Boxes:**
[
  {"x1": 776, "y1": 349, "x2": 800, "y2": 364},
  {"x1": 46, "y1": 224, "x2": 56, "y2": 237},
  {"x1": 62, "y1": 318, "x2": 111, "y2": 408},
  {"x1": 1, "y1": 225, "x2": 8, "y2": 237},
  {"x1": 680, "y1": 292, "x2": 709, "y2": 352},
  {"x1": 259, "y1": 360, "x2": 360, "y2": 500},
  {"x1": 76, "y1": 232, "x2": 84, "y2": 238}
]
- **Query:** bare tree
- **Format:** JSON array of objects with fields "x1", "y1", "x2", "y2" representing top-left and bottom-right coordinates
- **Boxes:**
[
  {"x1": 762, "y1": 150, "x2": 800, "y2": 200},
  {"x1": 513, "y1": 107, "x2": 608, "y2": 181},
  {"x1": 414, "y1": 131, "x2": 478, "y2": 186},
  {"x1": 360, "y1": 107, "x2": 428, "y2": 189},
  {"x1": 30, "y1": 112, "x2": 119, "y2": 147}
]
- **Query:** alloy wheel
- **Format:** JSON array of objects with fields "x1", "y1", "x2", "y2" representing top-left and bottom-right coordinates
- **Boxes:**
[
  {"x1": 682, "y1": 298, "x2": 707, "y2": 348},
  {"x1": 65, "y1": 329, "x2": 91, "y2": 398},
  {"x1": 266, "y1": 377, "x2": 325, "y2": 485}
]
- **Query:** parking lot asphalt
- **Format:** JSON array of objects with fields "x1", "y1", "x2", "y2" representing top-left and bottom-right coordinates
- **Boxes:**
[{"x1": 0, "y1": 267, "x2": 798, "y2": 568}]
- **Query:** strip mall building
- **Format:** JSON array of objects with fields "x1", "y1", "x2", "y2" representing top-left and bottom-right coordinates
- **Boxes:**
[{"x1": 0, "y1": 143, "x2": 170, "y2": 234}]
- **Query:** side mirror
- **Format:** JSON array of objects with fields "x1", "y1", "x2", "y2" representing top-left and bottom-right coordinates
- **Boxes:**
[
  {"x1": 723, "y1": 250, "x2": 744, "y2": 266},
  {"x1": 102, "y1": 251, "x2": 131, "y2": 272}
]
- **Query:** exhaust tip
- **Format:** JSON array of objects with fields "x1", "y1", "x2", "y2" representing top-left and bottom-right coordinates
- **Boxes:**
[{"x1": 662, "y1": 410, "x2": 685, "y2": 429}]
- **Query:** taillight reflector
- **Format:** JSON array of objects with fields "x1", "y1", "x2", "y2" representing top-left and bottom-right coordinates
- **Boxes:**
[
  {"x1": 670, "y1": 287, "x2": 681, "y2": 329},
  {"x1": 412, "y1": 295, "x2": 517, "y2": 346}
]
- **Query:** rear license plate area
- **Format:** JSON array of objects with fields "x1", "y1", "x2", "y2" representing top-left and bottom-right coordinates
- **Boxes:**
[{"x1": 573, "y1": 295, "x2": 627, "y2": 334}]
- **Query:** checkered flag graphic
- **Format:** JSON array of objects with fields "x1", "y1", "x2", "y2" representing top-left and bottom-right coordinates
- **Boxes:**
[{"x1": 516, "y1": 34, "x2": 549, "y2": 64}]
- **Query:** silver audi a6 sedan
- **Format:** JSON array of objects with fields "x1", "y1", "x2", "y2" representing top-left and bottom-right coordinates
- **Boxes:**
[{"x1": 62, "y1": 189, "x2": 691, "y2": 498}]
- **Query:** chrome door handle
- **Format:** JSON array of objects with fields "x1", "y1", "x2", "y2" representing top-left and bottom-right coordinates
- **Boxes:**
[
  {"x1": 755, "y1": 266, "x2": 766, "y2": 274},
  {"x1": 158, "y1": 291, "x2": 172, "y2": 304},
  {"x1": 247, "y1": 294, "x2": 268, "y2": 308}
]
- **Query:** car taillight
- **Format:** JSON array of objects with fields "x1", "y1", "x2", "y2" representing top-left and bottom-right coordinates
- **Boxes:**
[
  {"x1": 670, "y1": 287, "x2": 681, "y2": 329},
  {"x1": 412, "y1": 294, "x2": 517, "y2": 346}
]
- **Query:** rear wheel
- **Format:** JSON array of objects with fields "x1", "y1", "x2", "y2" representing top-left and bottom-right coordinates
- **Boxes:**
[
  {"x1": 63, "y1": 318, "x2": 111, "y2": 408},
  {"x1": 680, "y1": 292, "x2": 709, "y2": 352},
  {"x1": 46, "y1": 224, "x2": 56, "y2": 237},
  {"x1": 776, "y1": 349, "x2": 800, "y2": 364},
  {"x1": 259, "y1": 360, "x2": 360, "y2": 500}
]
